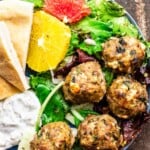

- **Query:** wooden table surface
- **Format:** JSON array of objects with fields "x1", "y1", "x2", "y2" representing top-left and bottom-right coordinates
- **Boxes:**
[{"x1": 115, "y1": 0, "x2": 150, "y2": 150}]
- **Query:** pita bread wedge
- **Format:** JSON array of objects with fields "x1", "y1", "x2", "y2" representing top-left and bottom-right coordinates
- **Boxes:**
[
  {"x1": 0, "y1": 0, "x2": 34, "y2": 69},
  {"x1": 0, "y1": 77, "x2": 20, "y2": 101},
  {"x1": 0, "y1": 22, "x2": 29, "y2": 91}
]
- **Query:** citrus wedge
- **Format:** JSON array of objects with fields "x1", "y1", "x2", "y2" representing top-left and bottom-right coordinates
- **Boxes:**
[
  {"x1": 44, "y1": 0, "x2": 91, "y2": 23},
  {"x1": 27, "y1": 11, "x2": 71, "y2": 72}
]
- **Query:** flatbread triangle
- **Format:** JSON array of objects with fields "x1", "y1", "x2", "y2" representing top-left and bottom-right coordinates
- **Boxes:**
[{"x1": 0, "y1": 22, "x2": 29, "y2": 91}]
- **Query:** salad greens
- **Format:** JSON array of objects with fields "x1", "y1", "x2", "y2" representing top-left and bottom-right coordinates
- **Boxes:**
[
  {"x1": 66, "y1": 104, "x2": 98, "y2": 127},
  {"x1": 110, "y1": 16, "x2": 139, "y2": 37},
  {"x1": 67, "y1": 0, "x2": 138, "y2": 57},
  {"x1": 88, "y1": 0, "x2": 138, "y2": 37},
  {"x1": 28, "y1": 0, "x2": 146, "y2": 130},
  {"x1": 73, "y1": 17, "x2": 113, "y2": 55},
  {"x1": 69, "y1": 17, "x2": 113, "y2": 56},
  {"x1": 88, "y1": 0, "x2": 125, "y2": 18},
  {"x1": 29, "y1": 74, "x2": 69, "y2": 130},
  {"x1": 30, "y1": 73, "x2": 98, "y2": 129}
]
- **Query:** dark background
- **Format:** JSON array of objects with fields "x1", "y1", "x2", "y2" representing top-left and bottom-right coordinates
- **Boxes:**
[{"x1": 116, "y1": 0, "x2": 150, "y2": 150}]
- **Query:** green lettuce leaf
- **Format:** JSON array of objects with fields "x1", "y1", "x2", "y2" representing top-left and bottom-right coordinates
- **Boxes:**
[
  {"x1": 29, "y1": 73, "x2": 69, "y2": 127},
  {"x1": 70, "y1": 17, "x2": 113, "y2": 55},
  {"x1": 67, "y1": 31, "x2": 80, "y2": 56},
  {"x1": 88, "y1": 0, "x2": 125, "y2": 18},
  {"x1": 87, "y1": 0, "x2": 138, "y2": 37},
  {"x1": 111, "y1": 17, "x2": 138, "y2": 37}
]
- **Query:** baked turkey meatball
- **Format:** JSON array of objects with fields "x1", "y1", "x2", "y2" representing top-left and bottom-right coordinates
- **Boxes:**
[
  {"x1": 102, "y1": 36, "x2": 145, "y2": 73},
  {"x1": 30, "y1": 122, "x2": 74, "y2": 150},
  {"x1": 77, "y1": 114, "x2": 122, "y2": 150},
  {"x1": 107, "y1": 76, "x2": 148, "y2": 119},
  {"x1": 63, "y1": 61, "x2": 106, "y2": 104}
]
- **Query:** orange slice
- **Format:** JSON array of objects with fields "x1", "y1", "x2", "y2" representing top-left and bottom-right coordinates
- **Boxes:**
[{"x1": 27, "y1": 11, "x2": 71, "y2": 72}]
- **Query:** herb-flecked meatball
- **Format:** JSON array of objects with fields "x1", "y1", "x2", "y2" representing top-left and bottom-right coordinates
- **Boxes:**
[
  {"x1": 102, "y1": 36, "x2": 145, "y2": 73},
  {"x1": 30, "y1": 122, "x2": 74, "y2": 150},
  {"x1": 107, "y1": 76, "x2": 148, "y2": 119},
  {"x1": 77, "y1": 114, "x2": 122, "y2": 150},
  {"x1": 63, "y1": 61, "x2": 106, "y2": 104}
]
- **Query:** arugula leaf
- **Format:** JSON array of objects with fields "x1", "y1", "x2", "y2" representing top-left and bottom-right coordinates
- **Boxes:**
[
  {"x1": 23, "y1": 0, "x2": 44, "y2": 7},
  {"x1": 102, "y1": 68, "x2": 114, "y2": 86}
]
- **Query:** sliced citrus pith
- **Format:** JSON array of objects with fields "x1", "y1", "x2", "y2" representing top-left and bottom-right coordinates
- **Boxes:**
[{"x1": 27, "y1": 11, "x2": 71, "y2": 72}]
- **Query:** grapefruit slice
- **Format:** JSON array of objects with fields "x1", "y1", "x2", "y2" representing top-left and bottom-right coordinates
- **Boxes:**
[
  {"x1": 27, "y1": 11, "x2": 71, "y2": 72},
  {"x1": 44, "y1": 0, "x2": 91, "y2": 23}
]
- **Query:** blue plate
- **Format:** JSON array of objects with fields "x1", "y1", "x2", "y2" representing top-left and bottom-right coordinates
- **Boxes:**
[
  {"x1": 8, "y1": 4, "x2": 149, "y2": 150},
  {"x1": 7, "y1": 146, "x2": 18, "y2": 150}
]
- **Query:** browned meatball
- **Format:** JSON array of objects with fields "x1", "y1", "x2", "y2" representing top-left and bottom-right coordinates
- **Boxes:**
[
  {"x1": 102, "y1": 36, "x2": 145, "y2": 73},
  {"x1": 30, "y1": 122, "x2": 74, "y2": 150},
  {"x1": 63, "y1": 61, "x2": 106, "y2": 104},
  {"x1": 77, "y1": 114, "x2": 122, "y2": 150},
  {"x1": 107, "y1": 76, "x2": 148, "y2": 119}
]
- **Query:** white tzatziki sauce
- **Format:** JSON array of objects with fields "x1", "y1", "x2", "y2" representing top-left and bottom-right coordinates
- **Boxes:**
[{"x1": 0, "y1": 90, "x2": 40, "y2": 150}]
